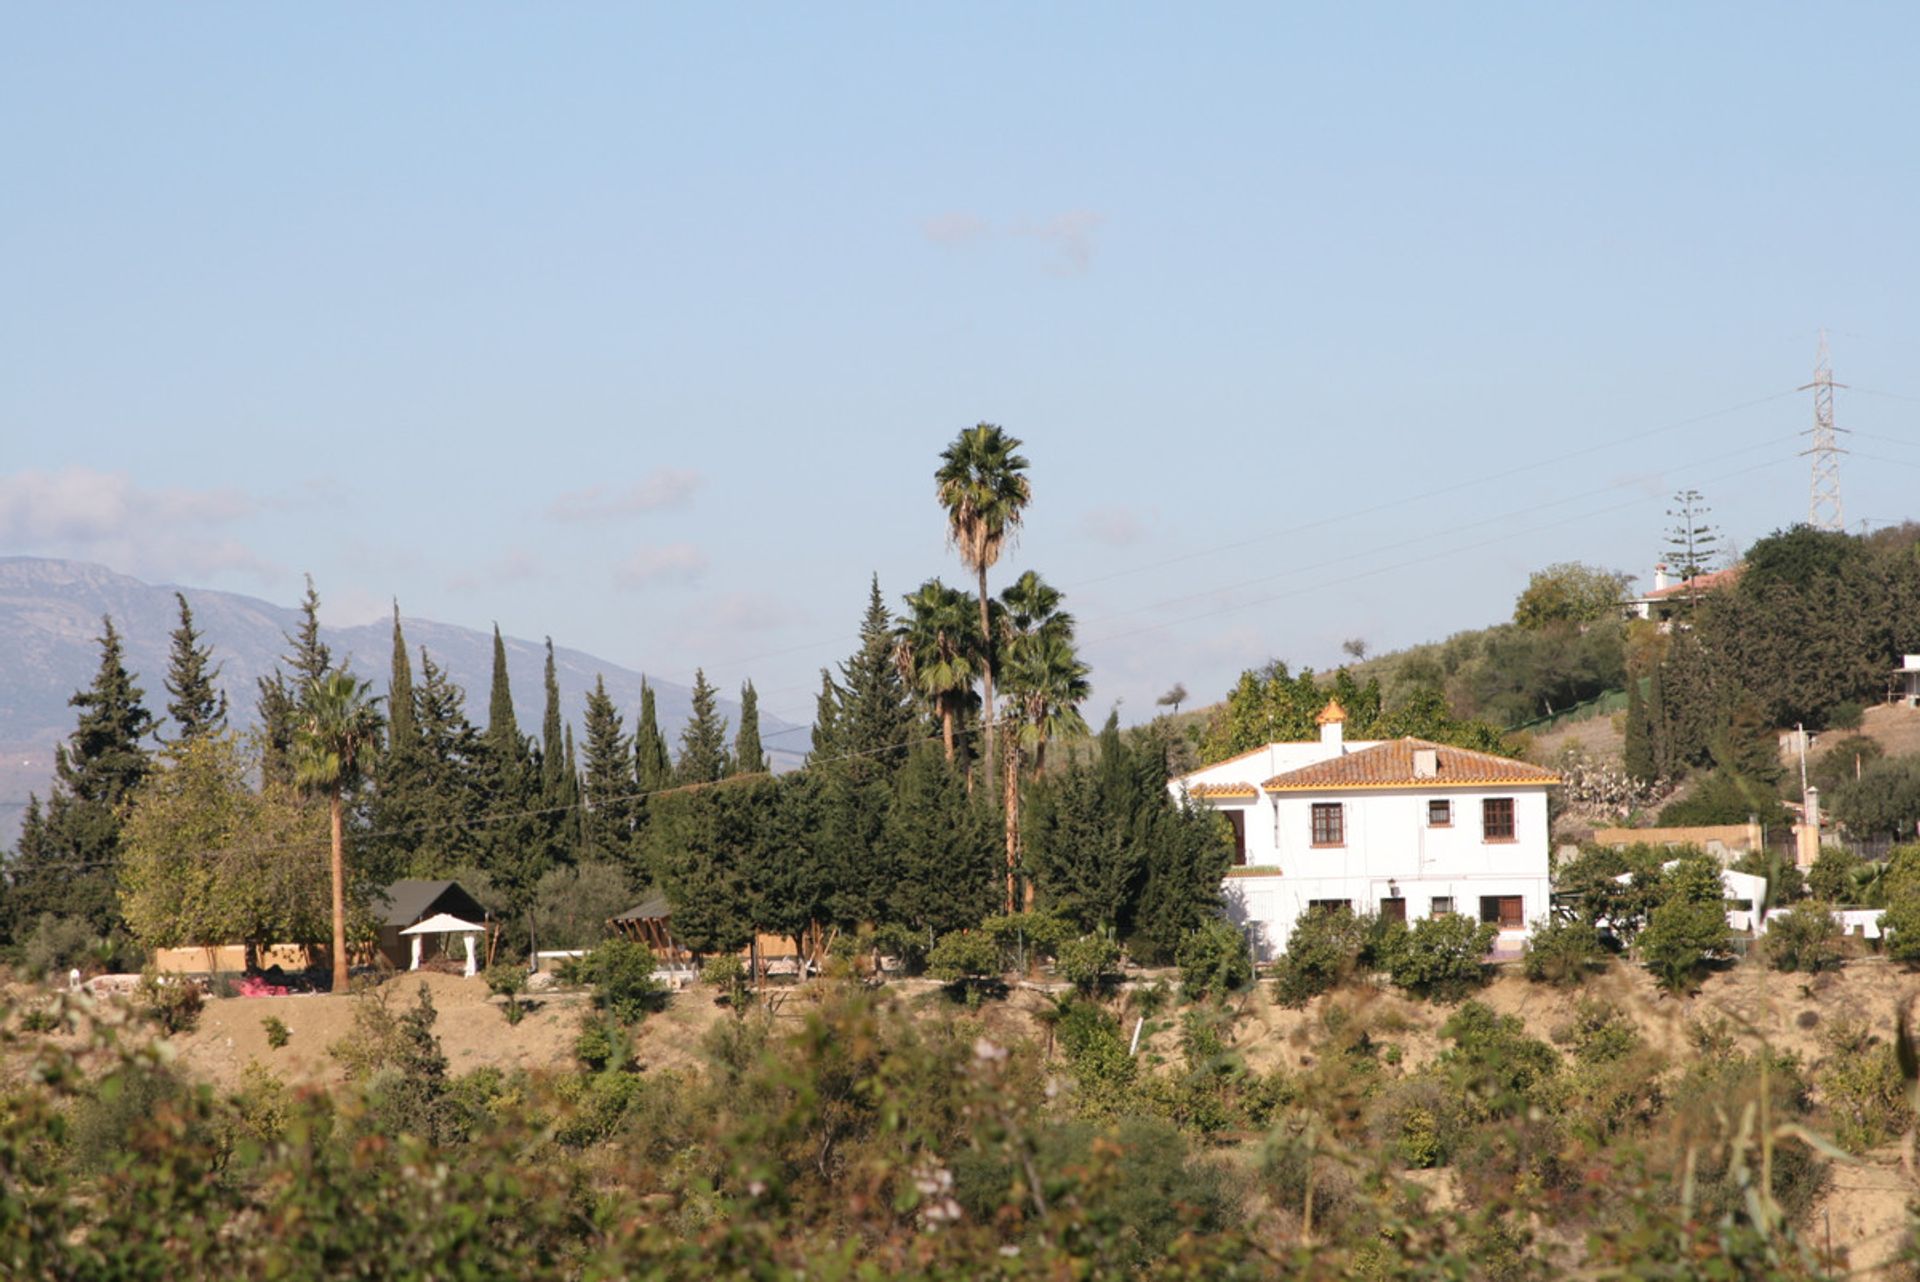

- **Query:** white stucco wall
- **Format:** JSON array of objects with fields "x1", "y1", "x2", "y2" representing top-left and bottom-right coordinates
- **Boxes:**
[{"x1": 1176, "y1": 748, "x2": 1553, "y2": 963}]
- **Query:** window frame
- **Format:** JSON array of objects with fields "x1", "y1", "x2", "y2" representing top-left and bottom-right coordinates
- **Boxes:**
[
  {"x1": 1430, "y1": 896, "x2": 1455, "y2": 917},
  {"x1": 1481, "y1": 796, "x2": 1516, "y2": 842},
  {"x1": 1224, "y1": 809, "x2": 1248, "y2": 867},
  {"x1": 1310, "y1": 802, "x2": 1345, "y2": 847},
  {"x1": 1427, "y1": 798, "x2": 1452, "y2": 827}
]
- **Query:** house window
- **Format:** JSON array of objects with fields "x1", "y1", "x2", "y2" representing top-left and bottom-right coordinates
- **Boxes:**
[
  {"x1": 1310, "y1": 803, "x2": 1344, "y2": 846},
  {"x1": 1430, "y1": 896, "x2": 1454, "y2": 917},
  {"x1": 1482, "y1": 797, "x2": 1516, "y2": 841},
  {"x1": 1379, "y1": 897, "x2": 1407, "y2": 923},
  {"x1": 1427, "y1": 799, "x2": 1452, "y2": 827},
  {"x1": 1479, "y1": 895, "x2": 1524, "y2": 929},
  {"x1": 1307, "y1": 899, "x2": 1352, "y2": 914},
  {"x1": 1225, "y1": 810, "x2": 1247, "y2": 866}
]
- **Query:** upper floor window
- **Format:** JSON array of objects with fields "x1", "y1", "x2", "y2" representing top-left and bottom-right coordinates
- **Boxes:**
[
  {"x1": 1482, "y1": 797, "x2": 1516, "y2": 841},
  {"x1": 1311, "y1": 802, "x2": 1344, "y2": 847},
  {"x1": 1225, "y1": 810, "x2": 1247, "y2": 866},
  {"x1": 1427, "y1": 799, "x2": 1452, "y2": 827}
]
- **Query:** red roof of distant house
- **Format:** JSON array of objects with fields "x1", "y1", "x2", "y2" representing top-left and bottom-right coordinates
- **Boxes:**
[
  {"x1": 1259, "y1": 738, "x2": 1560, "y2": 792},
  {"x1": 1641, "y1": 565, "x2": 1742, "y2": 601}
]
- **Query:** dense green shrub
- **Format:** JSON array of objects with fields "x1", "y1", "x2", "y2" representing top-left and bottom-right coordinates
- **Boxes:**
[
  {"x1": 1522, "y1": 917, "x2": 1606, "y2": 987},
  {"x1": 1436, "y1": 1002, "x2": 1561, "y2": 1122},
  {"x1": 1806, "y1": 844, "x2": 1862, "y2": 903},
  {"x1": 1055, "y1": 934, "x2": 1120, "y2": 996},
  {"x1": 484, "y1": 963, "x2": 529, "y2": 1024},
  {"x1": 927, "y1": 929, "x2": 1002, "y2": 985},
  {"x1": 1763, "y1": 900, "x2": 1843, "y2": 973},
  {"x1": 1731, "y1": 848, "x2": 1805, "y2": 906},
  {"x1": 1876, "y1": 845, "x2": 1920, "y2": 960},
  {"x1": 1176, "y1": 919, "x2": 1253, "y2": 1000},
  {"x1": 1271, "y1": 906, "x2": 1369, "y2": 1007},
  {"x1": 1637, "y1": 855, "x2": 1732, "y2": 991},
  {"x1": 700, "y1": 954, "x2": 754, "y2": 1011},
  {"x1": 1834, "y1": 757, "x2": 1920, "y2": 842},
  {"x1": 1053, "y1": 999, "x2": 1138, "y2": 1118},
  {"x1": 262, "y1": 1015, "x2": 291, "y2": 1048},
  {"x1": 1552, "y1": 843, "x2": 1666, "y2": 941},
  {"x1": 578, "y1": 937, "x2": 665, "y2": 1023},
  {"x1": 981, "y1": 910, "x2": 1074, "y2": 972},
  {"x1": 1383, "y1": 914, "x2": 1496, "y2": 1001},
  {"x1": 135, "y1": 972, "x2": 203, "y2": 1034},
  {"x1": 1826, "y1": 701, "x2": 1864, "y2": 731}
]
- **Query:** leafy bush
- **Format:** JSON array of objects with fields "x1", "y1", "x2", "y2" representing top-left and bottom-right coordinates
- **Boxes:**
[
  {"x1": 1437, "y1": 1001, "x2": 1561, "y2": 1122},
  {"x1": 1272, "y1": 906, "x2": 1370, "y2": 1008},
  {"x1": 1763, "y1": 900, "x2": 1842, "y2": 973},
  {"x1": 1383, "y1": 913, "x2": 1496, "y2": 1001},
  {"x1": 1522, "y1": 917, "x2": 1606, "y2": 987},
  {"x1": 869, "y1": 922, "x2": 931, "y2": 974},
  {"x1": 1637, "y1": 855, "x2": 1731, "y2": 992},
  {"x1": 1834, "y1": 757, "x2": 1920, "y2": 843},
  {"x1": 19, "y1": 1006, "x2": 62, "y2": 1034},
  {"x1": 484, "y1": 963, "x2": 529, "y2": 1024},
  {"x1": 1055, "y1": 935, "x2": 1120, "y2": 996},
  {"x1": 927, "y1": 929, "x2": 1002, "y2": 985},
  {"x1": 529, "y1": 861, "x2": 632, "y2": 950},
  {"x1": 262, "y1": 1015, "x2": 291, "y2": 1049},
  {"x1": 1176, "y1": 919, "x2": 1253, "y2": 1000},
  {"x1": 17, "y1": 913, "x2": 130, "y2": 980},
  {"x1": 1809, "y1": 735, "x2": 1883, "y2": 796},
  {"x1": 980, "y1": 910, "x2": 1074, "y2": 972},
  {"x1": 1877, "y1": 845, "x2": 1920, "y2": 960},
  {"x1": 1806, "y1": 845, "x2": 1862, "y2": 903},
  {"x1": 577, "y1": 937, "x2": 665, "y2": 1023},
  {"x1": 1826, "y1": 701, "x2": 1864, "y2": 731},
  {"x1": 1658, "y1": 768, "x2": 1786, "y2": 829},
  {"x1": 136, "y1": 972, "x2": 203, "y2": 1034},
  {"x1": 700, "y1": 954, "x2": 754, "y2": 1011},
  {"x1": 1731, "y1": 848, "x2": 1805, "y2": 907},
  {"x1": 1053, "y1": 999, "x2": 1138, "y2": 1118},
  {"x1": 1820, "y1": 1017, "x2": 1911, "y2": 1152}
]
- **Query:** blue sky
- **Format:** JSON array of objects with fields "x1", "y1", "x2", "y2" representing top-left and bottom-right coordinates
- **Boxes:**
[{"x1": 6, "y1": 4, "x2": 1920, "y2": 729}]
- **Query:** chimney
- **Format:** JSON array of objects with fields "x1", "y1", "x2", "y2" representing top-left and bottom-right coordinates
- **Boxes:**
[
  {"x1": 1413, "y1": 748, "x2": 1439, "y2": 779},
  {"x1": 1653, "y1": 562, "x2": 1669, "y2": 592},
  {"x1": 1317, "y1": 699, "x2": 1346, "y2": 750}
]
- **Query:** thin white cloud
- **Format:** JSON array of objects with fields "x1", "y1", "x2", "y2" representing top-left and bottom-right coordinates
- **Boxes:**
[
  {"x1": 547, "y1": 467, "x2": 703, "y2": 521},
  {"x1": 449, "y1": 550, "x2": 543, "y2": 592},
  {"x1": 921, "y1": 212, "x2": 992, "y2": 246},
  {"x1": 1010, "y1": 210, "x2": 1106, "y2": 275},
  {"x1": 705, "y1": 592, "x2": 808, "y2": 632},
  {"x1": 0, "y1": 466, "x2": 276, "y2": 580},
  {"x1": 613, "y1": 543, "x2": 709, "y2": 588},
  {"x1": 1080, "y1": 504, "x2": 1152, "y2": 547},
  {"x1": 920, "y1": 210, "x2": 1107, "y2": 273}
]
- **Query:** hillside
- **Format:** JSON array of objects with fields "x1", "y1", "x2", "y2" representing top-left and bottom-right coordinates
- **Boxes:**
[{"x1": 0, "y1": 558, "x2": 802, "y2": 845}]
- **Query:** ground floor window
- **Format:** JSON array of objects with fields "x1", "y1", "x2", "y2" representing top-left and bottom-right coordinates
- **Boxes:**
[
  {"x1": 1479, "y1": 895, "x2": 1524, "y2": 929},
  {"x1": 1379, "y1": 896, "x2": 1406, "y2": 923},
  {"x1": 1430, "y1": 896, "x2": 1454, "y2": 916},
  {"x1": 1427, "y1": 799, "x2": 1452, "y2": 826},
  {"x1": 1307, "y1": 898, "x2": 1352, "y2": 914}
]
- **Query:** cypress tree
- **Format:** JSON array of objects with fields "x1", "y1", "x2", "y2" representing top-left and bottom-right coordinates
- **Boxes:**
[
  {"x1": 1623, "y1": 675, "x2": 1656, "y2": 782},
  {"x1": 162, "y1": 592, "x2": 226, "y2": 742},
  {"x1": 635, "y1": 679, "x2": 673, "y2": 793},
  {"x1": 541, "y1": 641, "x2": 566, "y2": 796},
  {"x1": 674, "y1": 669, "x2": 730, "y2": 785},
  {"x1": 809, "y1": 669, "x2": 842, "y2": 762},
  {"x1": 487, "y1": 626, "x2": 519, "y2": 750},
  {"x1": 885, "y1": 743, "x2": 999, "y2": 937},
  {"x1": 12, "y1": 618, "x2": 155, "y2": 932},
  {"x1": 365, "y1": 606, "x2": 429, "y2": 885},
  {"x1": 538, "y1": 639, "x2": 580, "y2": 864},
  {"x1": 407, "y1": 649, "x2": 486, "y2": 875},
  {"x1": 478, "y1": 627, "x2": 541, "y2": 912},
  {"x1": 581, "y1": 675, "x2": 635, "y2": 864},
  {"x1": 734, "y1": 680, "x2": 768, "y2": 775}
]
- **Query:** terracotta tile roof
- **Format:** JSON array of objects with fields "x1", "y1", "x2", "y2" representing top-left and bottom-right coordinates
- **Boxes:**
[
  {"x1": 1640, "y1": 565, "x2": 1742, "y2": 601},
  {"x1": 1260, "y1": 738, "x2": 1560, "y2": 792},
  {"x1": 1189, "y1": 781, "x2": 1259, "y2": 799}
]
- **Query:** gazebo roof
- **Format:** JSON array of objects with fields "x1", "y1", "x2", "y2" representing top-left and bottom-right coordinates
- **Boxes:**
[{"x1": 400, "y1": 911, "x2": 486, "y2": 936}]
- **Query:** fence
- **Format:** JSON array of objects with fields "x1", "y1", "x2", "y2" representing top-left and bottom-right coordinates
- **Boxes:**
[{"x1": 1509, "y1": 686, "x2": 1633, "y2": 735}]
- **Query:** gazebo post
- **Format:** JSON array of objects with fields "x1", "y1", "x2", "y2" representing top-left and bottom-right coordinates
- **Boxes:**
[
  {"x1": 410, "y1": 935, "x2": 422, "y2": 971},
  {"x1": 463, "y1": 933, "x2": 477, "y2": 978}
]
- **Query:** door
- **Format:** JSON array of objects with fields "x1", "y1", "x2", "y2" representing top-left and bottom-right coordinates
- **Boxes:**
[{"x1": 1379, "y1": 897, "x2": 1407, "y2": 924}]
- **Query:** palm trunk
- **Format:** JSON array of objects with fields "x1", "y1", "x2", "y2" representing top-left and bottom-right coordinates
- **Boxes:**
[
  {"x1": 329, "y1": 786, "x2": 349, "y2": 994},
  {"x1": 1003, "y1": 742, "x2": 1020, "y2": 914},
  {"x1": 976, "y1": 565, "x2": 996, "y2": 793},
  {"x1": 940, "y1": 705, "x2": 956, "y2": 763}
]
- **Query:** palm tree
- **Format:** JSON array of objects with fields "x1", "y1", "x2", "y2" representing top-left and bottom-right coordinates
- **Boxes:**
[
  {"x1": 893, "y1": 578, "x2": 983, "y2": 763},
  {"x1": 294, "y1": 670, "x2": 384, "y2": 993},
  {"x1": 935, "y1": 424, "x2": 1031, "y2": 787},
  {"x1": 996, "y1": 573, "x2": 1089, "y2": 911}
]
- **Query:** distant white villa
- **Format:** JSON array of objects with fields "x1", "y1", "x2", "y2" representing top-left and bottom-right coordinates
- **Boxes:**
[{"x1": 1170, "y1": 701, "x2": 1559, "y2": 962}]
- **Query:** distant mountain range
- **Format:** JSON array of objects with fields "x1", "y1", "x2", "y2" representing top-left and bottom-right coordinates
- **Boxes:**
[{"x1": 0, "y1": 557, "x2": 803, "y2": 848}]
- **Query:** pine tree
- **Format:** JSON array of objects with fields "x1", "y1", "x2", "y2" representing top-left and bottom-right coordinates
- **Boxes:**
[
  {"x1": 885, "y1": 743, "x2": 999, "y2": 937},
  {"x1": 289, "y1": 574, "x2": 332, "y2": 695},
  {"x1": 635, "y1": 679, "x2": 673, "y2": 792},
  {"x1": 734, "y1": 680, "x2": 768, "y2": 775},
  {"x1": 406, "y1": 649, "x2": 487, "y2": 875},
  {"x1": 162, "y1": 592, "x2": 226, "y2": 741},
  {"x1": 12, "y1": 618, "x2": 156, "y2": 932},
  {"x1": 675, "y1": 669, "x2": 730, "y2": 785},
  {"x1": 832, "y1": 577, "x2": 915, "y2": 776},
  {"x1": 581, "y1": 676, "x2": 635, "y2": 864}
]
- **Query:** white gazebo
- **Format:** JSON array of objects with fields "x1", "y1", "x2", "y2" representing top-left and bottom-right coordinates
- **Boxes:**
[{"x1": 400, "y1": 912, "x2": 487, "y2": 977}]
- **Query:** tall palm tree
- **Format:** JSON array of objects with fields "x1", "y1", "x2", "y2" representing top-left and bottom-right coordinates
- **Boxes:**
[
  {"x1": 893, "y1": 578, "x2": 983, "y2": 763},
  {"x1": 935, "y1": 424, "x2": 1030, "y2": 787},
  {"x1": 996, "y1": 572, "x2": 1088, "y2": 912},
  {"x1": 293, "y1": 670, "x2": 383, "y2": 994}
]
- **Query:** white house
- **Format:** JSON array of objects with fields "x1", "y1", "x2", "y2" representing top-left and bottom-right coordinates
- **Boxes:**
[{"x1": 1172, "y1": 700, "x2": 1559, "y2": 962}]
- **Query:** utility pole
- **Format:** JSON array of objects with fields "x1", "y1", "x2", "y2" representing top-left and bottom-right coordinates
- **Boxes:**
[{"x1": 1800, "y1": 330, "x2": 1848, "y2": 532}]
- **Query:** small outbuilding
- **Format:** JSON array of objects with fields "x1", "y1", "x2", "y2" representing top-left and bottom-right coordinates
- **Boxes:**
[{"x1": 373, "y1": 880, "x2": 491, "y2": 973}]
